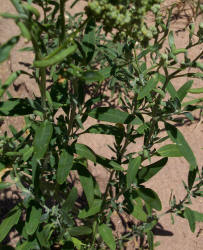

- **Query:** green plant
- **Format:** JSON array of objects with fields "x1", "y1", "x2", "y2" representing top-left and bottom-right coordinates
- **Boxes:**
[{"x1": 0, "y1": 0, "x2": 203, "y2": 249}]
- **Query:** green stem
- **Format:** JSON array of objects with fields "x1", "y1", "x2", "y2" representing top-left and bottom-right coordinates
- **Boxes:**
[
  {"x1": 90, "y1": 220, "x2": 98, "y2": 250},
  {"x1": 101, "y1": 170, "x2": 115, "y2": 211},
  {"x1": 67, "y1": 80, "x2": 78, "y2": 139},
  {"x1": 59, "y1": 0, "x2": 66, "y2": 45},
  {"x1": 145, "y1": 67, "x2": 169, "y2": 147},
  {"x1": 31, "y1": 37, "x2": 47, "y2": 117}
]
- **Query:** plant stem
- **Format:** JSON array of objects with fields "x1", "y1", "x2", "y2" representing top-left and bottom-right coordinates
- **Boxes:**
[
  {"x1": 31, "y1": 37, "x2": 47, "y2": 118},
  {"x1": 59, "y1": 0, "x2": 66, "y2": 45},
  {"x1": 90, "y1": 220, "x2": 98, "y2": 250},
  {"x1": 67, "y1": 80, "x2": 78, "y2": 139},
  {"x1": 145, "y1": 68, "x2": 169, "y2": 147}
]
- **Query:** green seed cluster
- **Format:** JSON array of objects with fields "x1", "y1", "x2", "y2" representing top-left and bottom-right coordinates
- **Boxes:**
[{"x1": 85, "y1": 0, "x2": 162, "y2": 44}]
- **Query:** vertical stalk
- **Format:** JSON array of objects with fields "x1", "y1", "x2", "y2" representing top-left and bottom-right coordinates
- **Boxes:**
[
  {"x1": 31, "y1": 37, "x2": 47, "y2": 118},
  {"x1": 59, "y1": 0, "x2": 66, "y2": 45},
  {"x1": 39, "y1": 67, "x2": 47, "y2": 114},
  {"x1": 145, "y1": 67, "x2": 169, "y2": 147}
]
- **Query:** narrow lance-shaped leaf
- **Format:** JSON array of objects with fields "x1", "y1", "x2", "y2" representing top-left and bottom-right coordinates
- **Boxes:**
[
  {"x1": 0, "y1": 36, "x2": 20, "y2": 63},
  {"x1": 137, "y1": 74, "x2": 159, "y2": 100},
  {"x1": 98, "y1": 224, "x2": 116, "y2": 250},
  {"x1": 157, "y1": 144, "x2": 183, "y2": 157},
  {"x1": 88, "y1": 107, "x2": 136, "y2": 124},
  {"x1": 56, "y1": 149, "x2": 73, "y2": 185},
  {"x1": 0, "y1": 98, "x2": 35, "y2": 116},
  {"x1": 168, "y1": 31, "x2": 176, "y2": 51},
  {"x1": 136, "y1": 187, "x2": 162, "y2": 211},
  {"x1": 33, "y1": 120, "x2": 53, "y2": 160},
  {"x1": 147, "y1": 231, "x2": 154, "y2": 250},
  {"x1": 165, "y1": 122, "x2": 197, "y2": 169},
  {"x1": 62, "y1": 187, "x2": 78, "y2": 212},
  {"x1": 177, "y1": 80, "x2": 193, "y2": 102},
  {"x1": 75, "y1": 143, "x2": 96, "y2": 163},
  {"x1": 25, "y1": 205, "x2": 42, "y2": 235},
  {"x1": 36, "y1": 224, "x2": 53, "y2": 248},
  {"x1": 127, "y1": 156, "x2": 141, "y2": 188},
  {"x1": 32, "y1": 120, "x2": 53, "y2": 185},
  {"x1": 0, "y1": 207, "x2": 21, "y2": 242},
  {"x1": 188, "y1": 168, "x2": 197, "y2": 190},
  {"x1": 77, "y1": 163, "x2": 94, "y2": 208},
  {"x1": 192, "y1": 210, "x2": 203, "y2": 222},
  {"x1": 159, "y1": 74, "x2": 179, "y2": 99},
  {"x1": 69, "y1": 226, "x2": 92, "y2": 236},
  {"x1": 10, "y1": 0, "x2": 25, "y2": 14},
  {"x1": 137, "y1": 158, "x2": 168, "y2": 184},
  {"x1": 184, "y1": 207, "x2": 196, "y2": 233},
  {"x1": 188, "y1": 87, "x2": 203, "y2": 94},
  {"x1": 0, "y1": 71, "x2": 21, "y2": 98},
  {"x1": 79, "y1": 199, "x2": 102, "y2": 219},
  {"x1": 84, "y1": 124, "x2": 121, "y2": 136},
  {"x1": 131, "y1": 198, "x2": 147, "y2": 222},
  {"x1": 33, "y1": 44, "x2": 77, "y2": 68},
  {"x1": 82, "y1": 18, "x2": 95, "y2": 63},
  {"x1": 82, "y1": 71, "x2": 105, "y2": 83}
]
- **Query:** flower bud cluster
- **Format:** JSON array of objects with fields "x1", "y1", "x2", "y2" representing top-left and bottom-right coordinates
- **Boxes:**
[{"x1": 85, "y1": 0, "x2": 162, "y2": 44}]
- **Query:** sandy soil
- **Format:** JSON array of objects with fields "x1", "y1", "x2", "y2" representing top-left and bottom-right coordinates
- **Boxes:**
[{"x1": 0, "y1": 0, "x2": 203, "y2": 249}]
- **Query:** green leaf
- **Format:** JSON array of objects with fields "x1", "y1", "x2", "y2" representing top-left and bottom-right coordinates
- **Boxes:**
[
  {"x1": 33, "y1": 44, "x2": 77, "y2": 68},
  {"x1": 173, "y1": 48, "x2": 187, "y2": 55},
  {"x1": 131, "y1": 200, "x2": 147, "y2": 222},
  {"x1": 0, "y1": 12, "x2": 25, "y2": 20},
  {"x1": 0, "y1": 98, "x2": 35, "y2": 116},
  {"x1": 0, "y1": 71, "x2": 21, "y2": 98},
  {"x1": 136, "y1": 187, "x2": 162, "y2": 211},
  {"x1": 98, "y1": 224, "x2": 116, "y2": 250},
  {"x1": 71, "y1": 237, "x2": 86, "y2": 250},
  {"x1": 75, "y1": 143, "x2": 96, "y2": 163},
  {"x1": 137, "y1": 74, "x2": 159, "y2": 100},
  {"x1": 84, "y1": 124, "x2": 121, "y2": 136},
  {"x1": 157, "y1": 144, "x2": 183, "y2": 157},
  {"x1": 62, "y1": 187, "x2": 78, "y2": 212},
  {"x1": 36, "y1": 224, "x2": 53, "y2": 248},
  {"x1": 109, "y1": 161, "x2": 124, "y2": 171},
  {"x1": 77, "y1": 164, "x2": 94, "y2": 208},
  {"x1": 82, "y1": 18, "x2": 95, "y2": 63},
  {"x1": 159, "y1": 74, "x2": 179, "y2": 99},
  {"x1": 33, "y1": 120, "x2": 53, "y2": 160},
  {"x1": 193, "y1": 210, "x2": 203, "y2": 222},
  {"x1": 177, "y1": 80, "x2": 193, "y2": 102},
  {"x1": 0, "y1": 36, "x2": 19, "y2": 63},
  {"x1": 184, "y1": 207, "x2": 196, "y2": 232},
  {"x1": 147, "y1": 231, "x2": 154, "y2": 250},
  {"x1": 88, "y1": 107, "x2": 135, "y2": 124},
  {"x1": 69, "y1": 226, "x2": 92, "y2": 236},
  {"x1": 182, "y1": 97, "x2": 203, "y2": 106},
  {"x1": 127, "y1": 156, "x2": 141, "y2": 188},
  {"x1": 82, "y1": 71, "x2": 104, "y2": 83},
  {"x1": 16, "y1": 239, "x2": 39, "y2": 250},
  {"x1": 137, "y1": 158, "x2": 168, "y2": 184},
  {"x1": 188, "y1": 87, "x2": 203, "y2": 94},
  {"x1": 165, "y1": 122, "x2": 197, "y2": 169},
  {"x1": 0, "y1": 207, "x2": 21, "y2": 242},
  {"x1": 25, "y1": 205, "x2": 42, "y2": 235},
  {"x1": 56, "y1": 150, "x2": 73, "y2": 185},
  {"x1": 10, "y1": 0, "x2": 25, "y2": 14},
  {"x1": 168, "y1": 31, "x2": 176, "y2": 51},
  {"x1": 0, "y1": 182, "x2": 12, "y2": 190},
  {"x1": 78, "y1": 199, "x2": 102, "y2": 219},
  {"x1": 188, "y1": 168, "x2": 197, "y2": 190}
]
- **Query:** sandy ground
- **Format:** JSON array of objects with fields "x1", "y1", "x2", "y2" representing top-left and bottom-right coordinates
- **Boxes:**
[{"x1": 0, "y1": 0, "x2": 203, "y2": 249}]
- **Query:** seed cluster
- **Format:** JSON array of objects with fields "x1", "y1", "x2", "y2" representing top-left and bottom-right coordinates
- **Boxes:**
[{"x1": 85, "y1": 0, "x2": 162, "y2": 44}]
